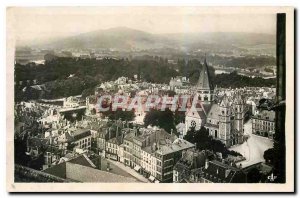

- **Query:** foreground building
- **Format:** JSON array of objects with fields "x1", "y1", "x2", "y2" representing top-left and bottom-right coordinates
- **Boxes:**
[
  {"x1": 122, "y1": 127, "x2": 194, "y2": 182},
  {"x1": 200, "y1": 160, "x2": 246, "y2": 183},
  {"x1": 173, "y1": 149, "x2": 206, "y2": 183},
  {"x1": 43, "y1": 154, "x2": 139, "y2": 183}
]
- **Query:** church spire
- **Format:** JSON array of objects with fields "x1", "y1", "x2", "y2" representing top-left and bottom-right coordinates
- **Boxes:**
[{"x1": 197, "y1": 55, "x2": 213, "y2": 90}]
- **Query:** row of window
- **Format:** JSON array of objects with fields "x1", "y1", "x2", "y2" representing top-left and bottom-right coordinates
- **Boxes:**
[
  {"x1": 253, "y1": 120, "x2": 275, "y2": 126},
  {"x1": 78, "y1": 138, "x2": 91, "y2": 145},
  {"x1": 106, "y1": 148, "x2": 117, "y2": 154},
  {"x1": 107, "y1": 142, "x2": 118, "y2": 149}
]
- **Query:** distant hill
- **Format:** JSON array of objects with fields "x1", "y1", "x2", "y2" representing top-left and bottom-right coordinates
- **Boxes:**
[
  {"x1": 32, "y1": 27, "x2": 174, "y2": 50},
  {"x1": 28, "y1": 27, "x2": 276, "y2": 51}
]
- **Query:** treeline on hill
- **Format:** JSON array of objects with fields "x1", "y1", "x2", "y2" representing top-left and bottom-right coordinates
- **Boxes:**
[
  {"x1": 205, "y1": 55, "x2": 276, "y2": 69},
  {"x1": 15, "y1": 57, "x2": 178, "y2": 84},
  {"x1": 176, "y1": 59, "x2": 276, "y2": 88},
  {"x1": 15, "y1": 57, "x2": 178, "y2": 100},
  {"x1": 15, "y1": 57, "x2": 275, "y2": 101},
  {"x1": 213, "y1": 71, "x2": 276, "y2": 88}
]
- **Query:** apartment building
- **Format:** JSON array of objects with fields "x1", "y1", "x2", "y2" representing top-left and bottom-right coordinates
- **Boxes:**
[{"x1": 252, "y1": 110, "x2": 275, "y2": 139}]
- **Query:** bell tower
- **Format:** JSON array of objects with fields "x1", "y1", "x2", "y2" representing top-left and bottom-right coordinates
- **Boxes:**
[
  {"x1": 197, "y1": 56, "x2": 214, "y2": 103},
  {"x1": 233, "y1": 92, "x2": 245, "y2": 144},
  {"x1": 218, "y1": 95, "x2": 232, "y2": 147}
]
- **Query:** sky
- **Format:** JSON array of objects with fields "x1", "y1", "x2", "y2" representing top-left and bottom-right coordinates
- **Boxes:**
[{"x1": 8, "y1": 7, "x2": 277, "y2": 43}]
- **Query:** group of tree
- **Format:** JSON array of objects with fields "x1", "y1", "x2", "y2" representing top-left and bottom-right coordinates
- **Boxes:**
[
  {"x1": 184, "y1": 126, "x2": 242, "y2": 158},
  {"x1": 143, "y1": 108, "x2": 177, "y2": 134},
  {"x1": 15, "y1": 57, "x2": 179, "y2": 86},
  {"x1": 263, "y1": 148, "x2": 275, "y2": 165},
  {"x1": 213, "y1": 71, "x2": 276, "y2": 88},
  {"x1": 206, "y1": 55, "x2": 276, "y2": 69}
]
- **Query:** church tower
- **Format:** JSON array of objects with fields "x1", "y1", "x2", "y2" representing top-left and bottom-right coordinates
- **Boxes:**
[
  {"x1": 233, "y1": 92, "x2": 245, "y2": 144},
  {"x1": 218, "y1": 95, "x2": 233, "y2": 147},
  {"x1": 197, "y1": 57, "x2": 214, "y2": 103}
]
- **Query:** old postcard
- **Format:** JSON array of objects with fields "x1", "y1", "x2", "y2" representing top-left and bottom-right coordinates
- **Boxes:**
[{"x1": 6, "y1": 7, "x2": 294, "y2": 192}]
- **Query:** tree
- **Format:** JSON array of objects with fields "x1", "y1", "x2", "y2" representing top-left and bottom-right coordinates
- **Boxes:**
[
  {"x1": 103, "y1": 108, "x2": 135, "y2": 122},
  {"x1": 14, "y1": 135, "x2": 31, "y2": 166},
  {"x1": 263, "y1": 148, "x2": 274, "y2": 164},
  {"x1": 183, "y1": 127, "x2": 242, "y2": 158},
  {"x1": 174, "y1": 109, "x2": 185, "y2": 125},
  {"x1": 144, "y1": 108, "x2": 176, "y2": 133},
  {"x1": 81, "y1": 87, "x2": 95, "y2": 98}
]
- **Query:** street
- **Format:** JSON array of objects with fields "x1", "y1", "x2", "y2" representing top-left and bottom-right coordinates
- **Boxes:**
[{"x1": 229, "y1": 119, "x2": 273, "y2": 168}]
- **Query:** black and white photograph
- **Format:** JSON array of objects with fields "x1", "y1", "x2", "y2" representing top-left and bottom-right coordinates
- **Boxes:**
[{"x1": 6, "y1": 6, "x2": 294, "y2": 192}]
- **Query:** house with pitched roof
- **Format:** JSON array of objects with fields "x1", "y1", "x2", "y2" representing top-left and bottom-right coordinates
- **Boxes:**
[
  {"x1": 200, "y1": 160, "x2": 247, "y2": 183},
  {"x1": 173, "y1": 149, "x2": 207, "y2": 183}
]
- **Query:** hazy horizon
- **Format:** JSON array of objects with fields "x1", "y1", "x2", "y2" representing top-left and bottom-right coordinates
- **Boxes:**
[{"x1": 9, "y1": 7, "x2": 277, "y2": 45}]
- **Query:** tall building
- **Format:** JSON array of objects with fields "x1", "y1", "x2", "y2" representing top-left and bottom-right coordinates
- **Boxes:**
[
  {"x1": 233, "y1": 93, "x2": 245, "y2": 143},
  {"x1": 218, "y1": 95, "x2": 234, "y2": 147}
]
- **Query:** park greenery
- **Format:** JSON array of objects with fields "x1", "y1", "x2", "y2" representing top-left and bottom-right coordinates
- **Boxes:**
[
  {"x1": 143, "y1": 108, "x2": 176, "y2": 134},
  {"x1": 184, "y1": 126, "x2": 242, "y2": 158},
  {"x1": 15, "y1": 57, "x2": 276, "y2": 101}
]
